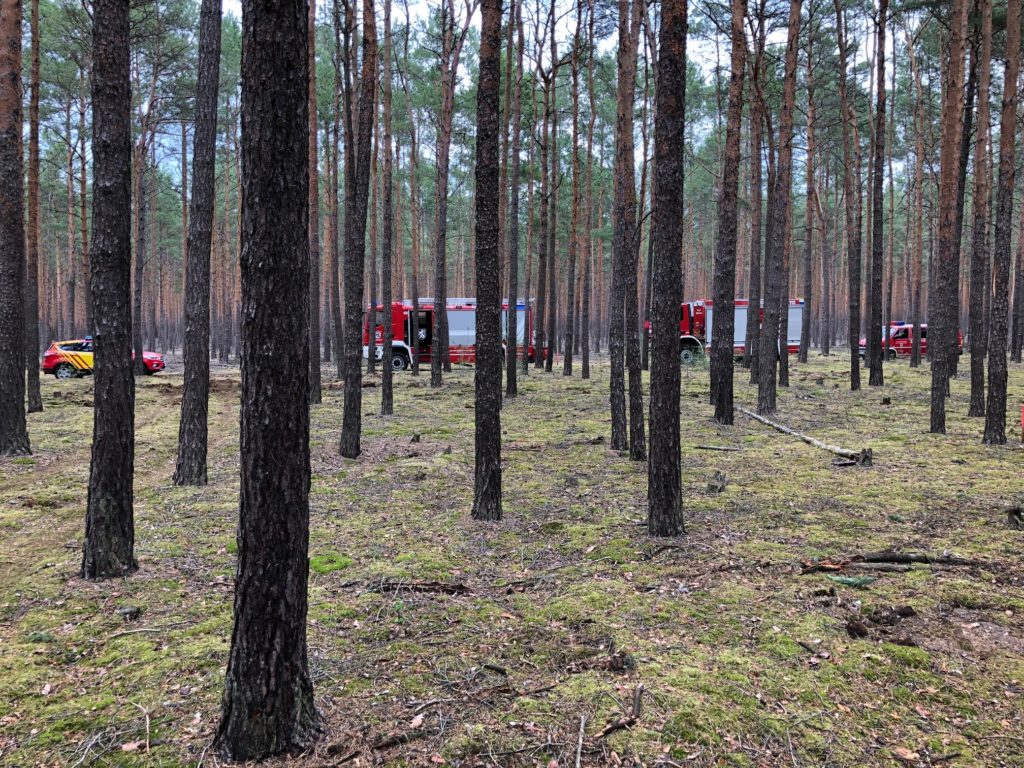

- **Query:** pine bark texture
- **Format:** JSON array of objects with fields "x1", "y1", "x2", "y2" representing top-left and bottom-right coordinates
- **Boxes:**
[
  {"x1": 647, "y1": 0, "x2": 687, "y2": 537},
  {"x1": 867, "y1": 0, "x2": 887, "y2": 387},
  {"x1": 983, "y1": 0, "x2": 1020, "y2": 444},
  {"x1": 25, "y1": 0, "x2": 41, "y2": 414},
  {"x1": 930, "y1": 0, "x2": 970, "y2": 433},
  {"x1": 505, "y1": 0, "x2": 523, "y2": 398},
  {"x1": 710, "y1": 0, "x2": 745, "y2": 425},
  {"x1": 308, "y1": 0, "x2": 322, "y2": 404},
  {"x1": 174, "y1": 0, "x2": 221, "y2": 487},
  {"x1": 834, "y1": 0, "x2": 861, "y2": 391},
  {"x1": 381, "y1": 0, "x2": 395, "y2": 415},
  {"x1": 472, "y1": 0, "x2": 503, "y2": 522},
  {"x1": 213, "y1": 0, "x2": 319, "y2": 758},
  {"x1": 82, "y1": 0, "x2": 135, "y2": 576},
  {"x1": 968, "y1": 0, "x2": 992, "y2": 416},
  {"x1": 757, "y1": 0, "x2": 800, "y2": 415},
  {"x1": 340, "y1": 0, "x2": 376, "y2": 458},
  {"x1": 0, "y1": 0, "x2": 30, "y2": 455}
]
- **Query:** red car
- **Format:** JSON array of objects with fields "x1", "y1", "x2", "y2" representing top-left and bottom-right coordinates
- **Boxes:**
[
  {"x1": 42, "y1": 337, "x2": 166, "y2": 379},
  {"x1": 859, "y1": 323, "x2": 963, "y2": 360}
]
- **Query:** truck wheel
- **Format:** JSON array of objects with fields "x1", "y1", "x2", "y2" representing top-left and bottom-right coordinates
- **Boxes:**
[
  {"x1": 680, "y1": 346, "x2": 697, "y2": 365},
  {"x1": 390, "y1": 352, "x2": 408, "y2": 371},
  {"x1": 54, "y1": 363, "x2": 77, "y2": 380},
  {"x1": 887, "y1": 348, "x2": 897, "y2": 360}
]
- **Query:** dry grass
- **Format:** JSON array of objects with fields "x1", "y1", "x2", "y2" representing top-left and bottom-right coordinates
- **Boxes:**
[{"x1": 1, "y1": 353, "x2": 1023, "y2": 767}]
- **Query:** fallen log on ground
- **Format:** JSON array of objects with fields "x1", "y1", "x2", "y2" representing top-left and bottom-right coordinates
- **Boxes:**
[
  {"x1": 858, "y1": 551, "x2": 984, "y2": 567},
  {"x1": 737, "y1": 407, "x2": 872, "y2": 466}
]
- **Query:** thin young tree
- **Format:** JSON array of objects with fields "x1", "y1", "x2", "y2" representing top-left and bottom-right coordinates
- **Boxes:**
[
  {"x1": 648, "y1": 0, "x2": 688, "y2": 537},
  {"x1": 968, "y1": 0, "x2": 992, "y2": 417},
  {"x1": 610, "y1": 0, "x2": 641, "y2": 451},
  {"x1": 81, "y1": 0, "x2": 134, "y2": 575},
  {"x1": 867, "y1": 0, "x2": 887, "y2": 387},
  {"x1": 213, "y1": 0, "x2": 320, "y2": 758},
  {"x1": 25, "y1": 0, "x2": 42, "y2": 414},
  {"x1": 711, "y1": 0, "x2": 746, "y2": 425},
  {"x1": 563, "y1": 0, "x2": 584, "y2": 377},
  {"x1": 506, "y1": 0, "x2": 523, "y2": 397},
  {"x1": 930, "y1": 0, "x2": 970, "y2": 433},
  {"x1": 308, "y1": 0, "x2": 322, "y2": 404},
  {"x1": 340, "y1": 0, "x2": 377, "y2": 459},
  {"x1": 798, "y1": 5, "x2": 814, "y2": 366},
  {"x1": 757, "y1": 0, "x2": 801, "y2": 415},
  {"x1": 173, "y1": 0, "x2": 222, "y2": 487},
  {"x1": 0, "y1": 0, "x2": 30, "y2": 456},
  {"x1": 983, "y1": 0, "x2": 1020, "y2": 444},
  {"x1": 431, "y1": 0, "x2": 473, "y2": 386},
  {"x1": 834, "y1": 0, "x2": 861, "y2": 391},
  {"x1": 381, "y1": 0, "x2": 395, "y2": 415},
  {"x1": 472, "y1": 0, "x2": 502, "y2": 522},
  {"x1": 581, "y1": 0, "x2": 596, "y2": 381}
]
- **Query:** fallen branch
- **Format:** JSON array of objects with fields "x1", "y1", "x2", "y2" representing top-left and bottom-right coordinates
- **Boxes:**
[
  {"x1": 369, "y1": 579, "x2": 470, "y2": 595},
  {"x1": 575, "y1": 715, "x2": 587, "y2": 768},
  {"x1": 594, "y1": 684, "x2": 644, "y2": 739},
  {"x1": 694, "y1": 444, "x2": 741, "y2": 452},
  {"x1": 372, "y1": 729, "x2": 425, "y2": 751},
  {"x1": 857, "y1": 551, "x2": 984, "y2": 567},
  {"x1": 737, "y1": 407, "x2": 872, "y2": 466}
]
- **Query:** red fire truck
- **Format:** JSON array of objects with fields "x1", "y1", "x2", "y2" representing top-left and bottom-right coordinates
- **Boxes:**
[
  {"x1": 649, "y1": 298, "x2": 805, "y2": 364},
  {"x1": 858, "y1": 322, "x2": 963, "y2": 359},
  {"x1": 362, "y1": 298, "x2": 537, "y2": 370}
]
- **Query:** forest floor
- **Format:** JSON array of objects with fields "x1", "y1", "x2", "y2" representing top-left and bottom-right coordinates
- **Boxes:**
[{"x1": 2, "y1": 353, "x2": 1024, "y2": 768}]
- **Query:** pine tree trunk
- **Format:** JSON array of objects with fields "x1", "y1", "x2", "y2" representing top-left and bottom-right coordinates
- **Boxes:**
[
  {"x1": 757, "y1": 0, "x2": 800, "y2": 415},
  {"x1": 580, "y1": 0, "x2": 595, "y2": 381},
  {"x1": 340, "y1": 0, "x2": 377, "y2": 459},
  {"x1": 798, "y1": 13, "x2": 814, "y2": 366},
  {"x1": 25, "y1": 0, "x2": 42, "y2": 414},
  {"x1": 534, "y1": 73, "x2": 549, "y2": 371},
  {"x1": 308, "y1": 0, "x2": 322, "y2": 403},
  {"x1": 381, "y1": 0, "x2": 395, "y2": 415},
  {"x1": 472, "y1": 0, "x2": 503, "y2": 522},
  {"x1": 82, "y1": 0, "x2": 135, "y2": 575},
  {"x1": 931, "y1": 0, "x2": 970, "y2": 433},
  {"x1": 983, "y1": 0, "x2": 1020, "y2": 444},
  {"x1": 213, "y1": 0, "x2": 320, "y2": 758},
  {"x1": 173, "y1": 0, "x2": 221, "y2": 487},
  {"x1": 867, "y1": 0, "x2": 887, "y2": 386},
  {"x1": 506, "y1": 0, "x2": 523, "y2": 397},
  {"x1": 711, "y1": 0, "x2": 745, "y2": 425},
  {"x1": 648, "y1": 0, "x2": 688, "y2": 536},
  {"x1": 0, "y1": 0, "x2": 30, "y2": 455},
  {"x1": 968, "y1": 0, "x2": 992, "y2": 416},
  {"x1": 563, "y1": 1, "x2": 583, "y2": 377},
  {"x1": 611, "y1": 0, "x2": 642, "y2": 453},
  {"x1": 834, "y1": 0, "x2": 861, "y2": 391}
]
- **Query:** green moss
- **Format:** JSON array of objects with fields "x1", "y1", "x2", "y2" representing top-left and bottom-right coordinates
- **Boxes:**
[{"x1": 310, "y1": 551, "x2": 354, "y2": 574}]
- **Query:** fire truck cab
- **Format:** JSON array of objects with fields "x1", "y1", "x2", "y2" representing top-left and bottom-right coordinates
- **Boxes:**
[{"x1": 363, "y1": 298, "x2": 536, "y2": 370}]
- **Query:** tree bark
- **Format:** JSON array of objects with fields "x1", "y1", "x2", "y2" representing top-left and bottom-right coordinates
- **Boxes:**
[
  {"x1": 173, "y1": 0, "x2": 221, "y2": 487},
  {"x1": 757, "y1": 0, "x2": 800, "y2": 415},
  {"x1": 506, "y1": 0, "x2": 523, "y2": 397},
  {"x1": 213, "y1": 0, "x2": 320, "y2": 758},
  {"x1": 580, "y1": 0, "x2": 596, "y2": 381},
  {"x1": 308, "y1": 0, "x2": 322, "y2": 404},
  {"x1": 563, "y1": 0, "x2": 584, "y2": 377},
  {"x1": 82, "y1": 0, "x2": 134, "y2": 575},
  {"x1": 931, "y1": 0, "x2": 970, "y2": 433},
  {"x1": 867, "y1": 0, "x2": 887, "y2": 387},
  {"x1": 648, "y1": 0, "x2": 687, "y2": 536},
  {"x1": 381, "y1": 0, "x2": 395, "y2": 415},
  {"x1": 472, "y1": 0, "x2": 503, "y2": 521},
  {"x1": 834, "y1": 0, "x2": 861, "y2": 391},
  {"x1": 0, "y1": 0, "x2": 30, "y2": 455},
  {"x1": 983, "y1": 0, "x2": 1020, "y2": 444},
  {"x1": 339, "y1": 0, "x2": 377, "y2": 459},
  {"x1": 798, "y1": 9, "x2": 814, "y2": 366},
  {"x1": 968, "y1": 0, "x2": 992, "y2": 416},
  {"x1": 611, "y1": 0, "x2": 642, "y2": 453},
  {"x1": 711, "y1": 0, "x2": 746, "y2": 425},
  {"x1": 24, "y1": 0, "x2": 42, "y2": 414}
]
